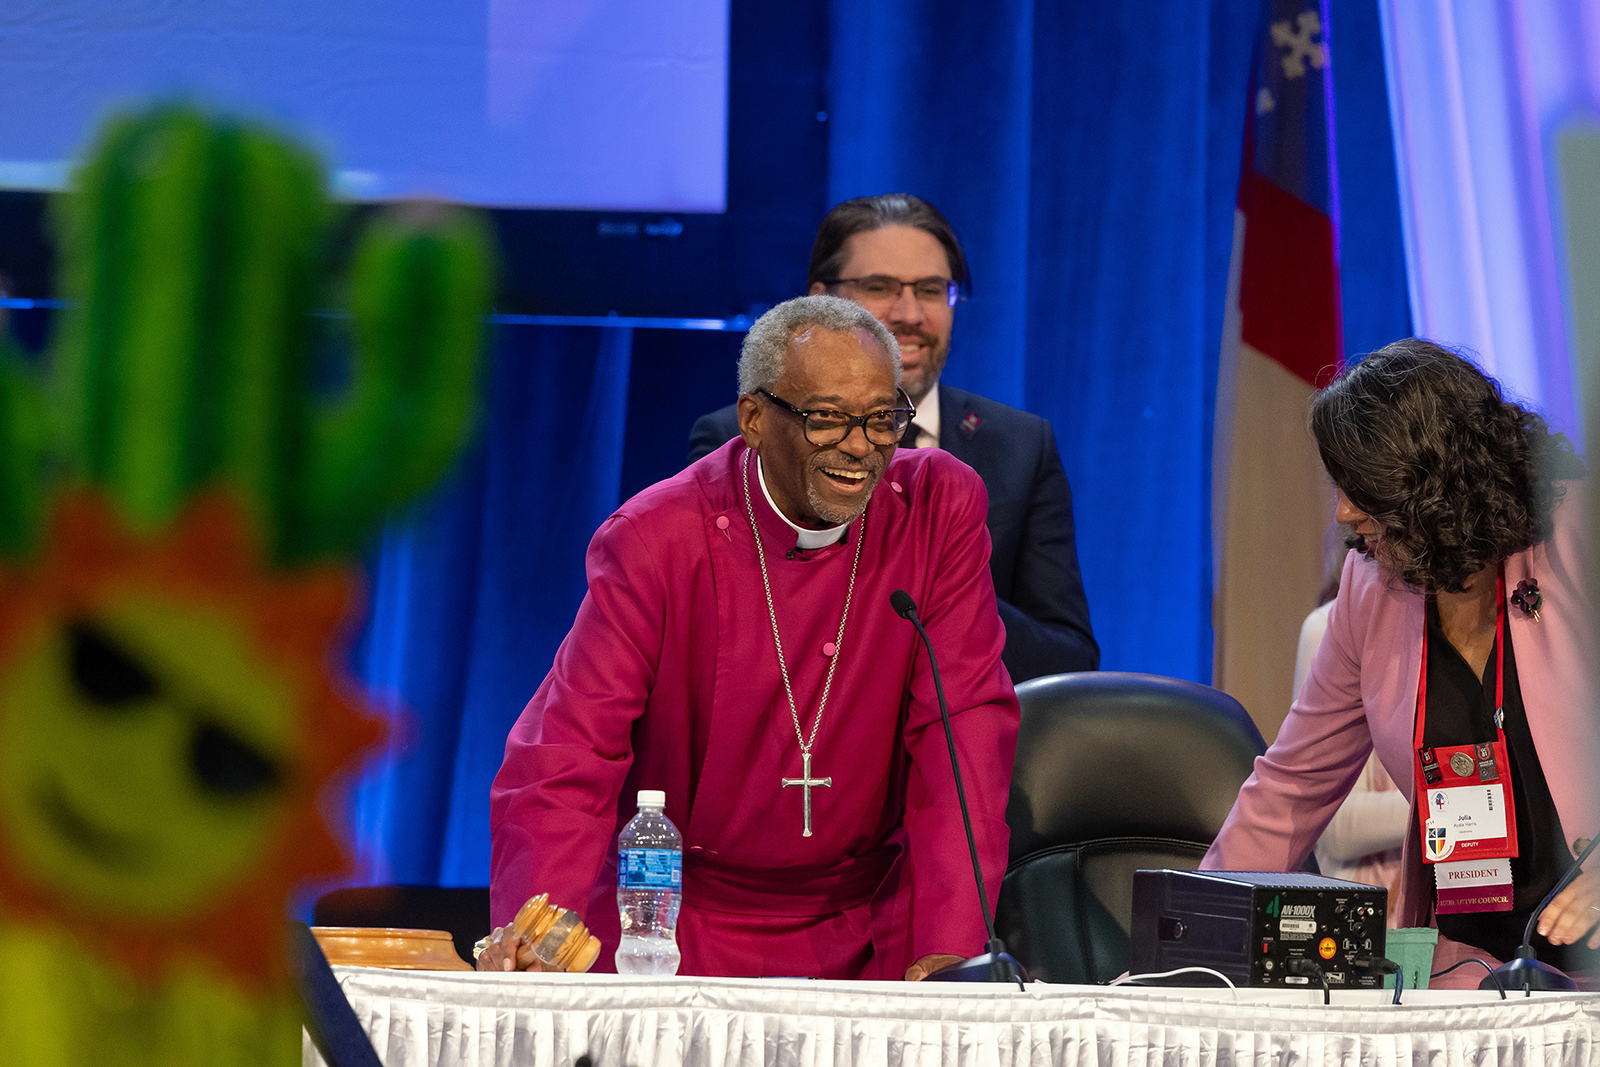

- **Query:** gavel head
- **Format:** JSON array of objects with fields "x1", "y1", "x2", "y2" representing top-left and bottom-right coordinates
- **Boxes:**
[{"x1": 511, "y1": 893, "x2": 601, "y2": 973}]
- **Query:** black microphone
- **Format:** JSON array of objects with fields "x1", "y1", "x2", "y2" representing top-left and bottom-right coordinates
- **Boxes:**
[
  {"x1": 1481, "y1": 834, "x2": 1600, "y2": 993},
  {"x1": 890, "y1": 588, "x2": 1025, "y2": 987}
]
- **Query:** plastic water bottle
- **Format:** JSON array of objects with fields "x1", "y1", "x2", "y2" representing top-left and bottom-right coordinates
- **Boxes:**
[{"x1": 615, "y1": 789, "x2": 683, "y2": 975}]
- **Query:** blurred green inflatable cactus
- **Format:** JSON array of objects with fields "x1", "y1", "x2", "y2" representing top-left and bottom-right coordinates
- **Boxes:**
[
  {"x1": 44, "y1": 104, "x2": 493, "y2": 560},
  {"x1": 0, "y1": 104, "x2": 492, "y2": 1067},
  {"x1": 0, "y1": 353, "x2": 48, "y2": 557}
]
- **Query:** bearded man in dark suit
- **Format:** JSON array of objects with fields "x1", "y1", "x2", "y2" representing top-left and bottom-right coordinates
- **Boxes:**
[{"x1": 688, "y1": 194, "x2": 1097, "y2": 681}]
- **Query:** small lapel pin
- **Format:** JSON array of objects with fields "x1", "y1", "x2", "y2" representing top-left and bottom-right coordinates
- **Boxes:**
[{"x1": 1510, "y1": 578, "x2": 1542, "y2": 621}]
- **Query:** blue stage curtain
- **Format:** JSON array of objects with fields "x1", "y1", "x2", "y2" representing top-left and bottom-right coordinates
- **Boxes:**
[
  {"x1": 344, "y1": 322, "x2": 633, "y2": 885},
  {"x1": 340, "y1": 0, "x2": 1411, "y2": 890},
  {"x1": 826, "y1": 0, "x2": 1406, "y2": 683}
]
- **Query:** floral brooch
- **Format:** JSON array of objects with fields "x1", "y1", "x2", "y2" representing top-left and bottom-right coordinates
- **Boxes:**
[{"x1": 1510, "y1": 578, "x2": 1542, "y2": 621}]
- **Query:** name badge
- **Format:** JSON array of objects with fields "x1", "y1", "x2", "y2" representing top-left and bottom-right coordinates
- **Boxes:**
[
  {"x1": 1414, "y1": 738, "x2": 1518, "y2": 868},
  {"x1": 1423, "y1": 783, "x2": 1509, "y2": 857},
  {"x1": 1411, "y1": 574, "x2": 1520, "y2": 915}
]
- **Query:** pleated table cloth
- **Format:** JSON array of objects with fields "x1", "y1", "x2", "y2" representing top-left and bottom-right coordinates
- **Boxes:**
[{"x1": 304, "y1": 967, "x2": 1600, "y2": 1067}]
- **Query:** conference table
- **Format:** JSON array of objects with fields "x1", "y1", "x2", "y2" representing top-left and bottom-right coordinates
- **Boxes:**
[{"x1": 305, "y1": 966, "x2": 1600, "y2": 1067}]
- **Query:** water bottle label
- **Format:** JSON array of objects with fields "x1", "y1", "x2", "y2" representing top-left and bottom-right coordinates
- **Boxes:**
[{"x1": 618, "y1": 848, "x2": 682, "y2": 889}]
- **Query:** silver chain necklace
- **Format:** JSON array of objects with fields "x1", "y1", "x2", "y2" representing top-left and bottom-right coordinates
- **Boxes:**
[{"x1": 740, "y1": 449, "x2": 865, "y2": 837}]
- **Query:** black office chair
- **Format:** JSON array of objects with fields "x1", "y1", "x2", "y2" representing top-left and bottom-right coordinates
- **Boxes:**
[
  {"x1": 996, "y1": 671, "x2": 1266, "y2": 983},
  {"x1": 313, "y1": 885, "x2": 490, "y2": 966}
]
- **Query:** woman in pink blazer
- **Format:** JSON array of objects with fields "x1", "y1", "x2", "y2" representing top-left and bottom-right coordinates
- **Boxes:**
[{"x1": 1202, "y1": 340, "x2": 1598, "y2": 988}]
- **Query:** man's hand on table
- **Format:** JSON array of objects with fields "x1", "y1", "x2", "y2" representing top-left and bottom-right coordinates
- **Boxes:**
[
  {"x1": 1538, "y1": 868, "x2": 1600, "y2": 949},
  {"x1": 904, "y1": 954, "x2": 965, "y2": 981},
  {"x1": 475, "y1": 926, "x2": 557, "y2": 972}
]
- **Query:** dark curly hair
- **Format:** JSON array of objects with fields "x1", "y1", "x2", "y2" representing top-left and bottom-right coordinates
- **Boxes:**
[{"x1": 1310, "y1": 338, "x2": 1583, "y2": 593}]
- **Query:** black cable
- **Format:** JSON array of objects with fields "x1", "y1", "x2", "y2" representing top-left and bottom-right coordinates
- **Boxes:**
[
  {"x1": 1285, "y1": 958, "x2": 1331, "y2": 1004},
  {"x1": 1353, "y1": 955, "x2": 1403, "y2": 1004},
  {"x1": 1430, "y1": 957, "x2": 1507, "y2": 999},
  {"x1": 1462, "y1": 835, "x2": 1600, "y2": 998}
]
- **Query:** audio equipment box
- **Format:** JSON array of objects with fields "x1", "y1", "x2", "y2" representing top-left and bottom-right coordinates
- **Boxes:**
[{"x1": 1131, "y1": 870, "x2": 1389, "y2": 988}]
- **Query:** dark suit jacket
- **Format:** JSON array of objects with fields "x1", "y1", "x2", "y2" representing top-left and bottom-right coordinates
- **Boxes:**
[{"x1": 686, "y1": 385, "x2": 1098, "y2": 681}]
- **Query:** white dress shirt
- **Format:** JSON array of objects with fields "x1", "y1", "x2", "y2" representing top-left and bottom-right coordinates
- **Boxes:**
[{"x1": 906, "y1": 382, "x2": 941, "y2": 450}]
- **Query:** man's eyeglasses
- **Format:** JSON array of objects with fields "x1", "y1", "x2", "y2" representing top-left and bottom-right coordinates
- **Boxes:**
[
  {"x1": 757, "y1": 389, "x2": 916, "y2": 447},
  {"x1": 822, "y1": 275, "x2": 960, "y2": 309}
]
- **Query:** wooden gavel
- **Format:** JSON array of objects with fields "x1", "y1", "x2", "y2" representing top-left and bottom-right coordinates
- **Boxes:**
[{"x1": 476, "y1": 893, "x2": 601, "y2": 973}]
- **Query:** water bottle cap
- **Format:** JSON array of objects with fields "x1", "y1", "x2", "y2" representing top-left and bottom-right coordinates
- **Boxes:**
[{"x1": 636, "y1": 789, "x2": 666, "y2": 809}]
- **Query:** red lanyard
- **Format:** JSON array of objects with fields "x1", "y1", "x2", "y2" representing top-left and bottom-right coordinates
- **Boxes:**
[{"x1": 1413, "y1": 568, "x2": 1507, "y2": 751}]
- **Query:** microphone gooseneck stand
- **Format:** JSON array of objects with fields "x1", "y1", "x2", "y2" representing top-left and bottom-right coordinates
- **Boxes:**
[
  {"x1": 890, "y1": 589, "x2": 1026, "y2": 989},
  {"x1": 1481, "y1": 834, "x2": 1600, "y2": 993}
]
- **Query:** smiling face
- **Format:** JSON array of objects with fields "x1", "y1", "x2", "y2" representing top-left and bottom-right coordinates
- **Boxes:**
[
  {"x1": 0, "y1": 596, "x2": 293, "y2": 918},
  {"x1": 810, "y1": 224, "x2": 954, "y2": 405},
  {"x1": 739, "y1": 326, "x2": 898, "y2": 527},
  {"x1": 0, "y1": 491, "x2": 380, "y2": 986}
]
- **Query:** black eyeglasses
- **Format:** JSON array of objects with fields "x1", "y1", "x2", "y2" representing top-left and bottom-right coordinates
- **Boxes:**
[
  {"x1": 822, "y1": 275, "x2": 961, "y2": 309},
  {"x1": 757, "y1": 389, "x2": 916, "y2": 447}
]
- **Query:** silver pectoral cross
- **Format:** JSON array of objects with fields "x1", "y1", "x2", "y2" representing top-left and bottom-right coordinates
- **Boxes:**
[{"x1": 780, "y1": 751, "x2": 832, "y2": 837}]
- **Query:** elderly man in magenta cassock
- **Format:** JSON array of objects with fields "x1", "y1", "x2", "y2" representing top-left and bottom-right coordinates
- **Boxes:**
[
  {"x1": 688, "y1": 195, "x2": 1098, "y2": 683},
  {"x1": 484, "y1": 295, "x2": 1019, "y2": 980}
]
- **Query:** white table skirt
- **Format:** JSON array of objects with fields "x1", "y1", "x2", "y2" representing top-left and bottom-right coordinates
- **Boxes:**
[{"x1": 305, "y1": 967, "x2": 1600, "y2": 1067}]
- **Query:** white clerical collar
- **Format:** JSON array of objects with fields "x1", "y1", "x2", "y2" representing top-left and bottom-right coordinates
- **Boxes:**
[
  {"x1": 911, "y1": 381, "x2": 941, "y2": 449},
  {"x1": 756, "y1": 456, "x2": 849, "y2": 548}
]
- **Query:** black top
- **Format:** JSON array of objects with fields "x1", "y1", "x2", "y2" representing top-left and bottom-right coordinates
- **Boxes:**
[{"x1": 1422, "y1": 598, "x2": 1580, "y2": 968}]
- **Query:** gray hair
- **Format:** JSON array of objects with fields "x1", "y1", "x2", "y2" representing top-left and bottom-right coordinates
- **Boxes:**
[{"x1": 737, "y1": 295, "x2": 900, "y2": 396}]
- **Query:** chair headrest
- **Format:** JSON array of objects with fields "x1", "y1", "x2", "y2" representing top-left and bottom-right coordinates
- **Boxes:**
[{"x1": 1006, "y1": 672, "x2": 1266, "y2": 861}]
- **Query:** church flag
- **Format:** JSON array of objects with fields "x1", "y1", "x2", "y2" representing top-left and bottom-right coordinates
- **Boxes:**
[{"x1": 1213, "y1": 0, "x2": 1344, "y2": 742}]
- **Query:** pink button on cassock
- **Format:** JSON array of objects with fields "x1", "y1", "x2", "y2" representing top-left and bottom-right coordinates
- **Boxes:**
[
  {"x1": 822, "y1": 642, "x2": 836, "y2": 657},
  {"x1": 890, "y1": 481, "x2": 902, "y2": 493},
  {"x1": 715, "y1": 515, "x2": 730, "y2": 529}
]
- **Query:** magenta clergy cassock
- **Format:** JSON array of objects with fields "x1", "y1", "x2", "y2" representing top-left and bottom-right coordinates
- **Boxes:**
[{"x1": 490, "y1": 437, "x2": 1019, "y2": 978}]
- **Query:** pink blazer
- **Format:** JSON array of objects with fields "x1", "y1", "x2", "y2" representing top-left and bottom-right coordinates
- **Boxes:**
[{"x1": 1203, "y1": 483, "x2": 1599, "y2": 927}]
